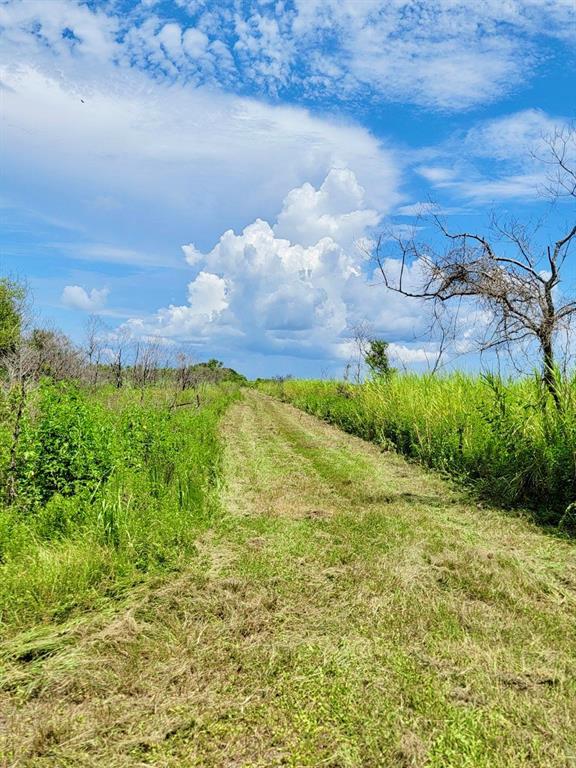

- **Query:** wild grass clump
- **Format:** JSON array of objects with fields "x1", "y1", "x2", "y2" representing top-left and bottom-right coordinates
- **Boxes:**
[
  {"x1": 259, "y1": 373, "x2": 576, "y2": 527},
  {"x1": 0, "y1": 381, "x2": 240, "y2": 631}
]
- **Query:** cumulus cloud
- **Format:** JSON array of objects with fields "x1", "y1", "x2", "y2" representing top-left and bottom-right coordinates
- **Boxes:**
[
  {"x1": 61, "y1": 285, "x2": 109, "y2": 311},
  {"x1": 274, "y1": 169, "x2": 380, "y2": 247},
  {"x1": 388, "y1": 343, "x2": 436, "y2": 365},
  {"x1": 126, "y1": 170, "x2": 429, "y2": 362}
]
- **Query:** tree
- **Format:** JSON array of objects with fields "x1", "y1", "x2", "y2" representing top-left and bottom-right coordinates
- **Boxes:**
[
  {"x1": 109, "y1": 328, "x2": 131, "y2": 389},
  {"x1": 175, "y1": 351, "x2": 195, "y2": 391},
  {"x1": 347, "y1": 321, "x2": 372, "y2": 383},
  {"x1": 0, "y1": 278, "x2": 25, "y2": 359},
  {"x1": 29, "y1": 328, "x2": 82, "y2": 381},
  {"x1": 132, "y1": 340, "x2": 160, "y2": 389},
  {"x1": 375, "y1": 126, "x2": 576, "y2": 405},
  {"x1": 364, "y1": 339, "x2": 394, "y2": 379},
  {"x1": 84, "y1": 315, "x2": 106, "y2": 385}
]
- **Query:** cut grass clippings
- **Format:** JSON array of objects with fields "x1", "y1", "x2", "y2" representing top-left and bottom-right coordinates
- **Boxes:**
[{"x1": 1, "y1": 390, "x2": 575, "y2": 767}]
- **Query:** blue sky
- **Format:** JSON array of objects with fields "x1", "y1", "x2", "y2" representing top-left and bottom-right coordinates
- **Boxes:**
[{"x1": 1, "y1": 0, "x2": 575, "y2": 377}]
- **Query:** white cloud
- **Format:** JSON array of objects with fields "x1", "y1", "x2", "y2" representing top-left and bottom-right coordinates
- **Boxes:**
[
  {"x1": 292, "y1": 0, "x2": 575, "y2": 110},
  {"x1": 464, "y1": 109, "x2": 562, "y2": 163},
  {"x1": 388, "y1": 343, "x2": 434, "y2": 365},
  {"x1": 49, "y1": 243, "x2": 178, "y2": 268},
  {"x1": 0, "y1": 63, "x2": 399, "y2": 240},
  {"x1": 274, "y1": 168, "x2": 380, "y2": 248},
  {"x1": 61, "y1": 284, "x2": 109, "y2": 311},
  {"x1": 0, "y1": 0, "x2": 118, "y2": 60},
  {"x1": 182, "y1": 27, "x2": 209, "y2": 58},
  {"x1": 125, "y1": 170, "x2": 429, "y2": 361},
  {"x1": 415, "y1": 110, "x2": 573, "y2": 202},
  {"x1": 0, "y1": 0, "x2": 573, "y2": 111}
]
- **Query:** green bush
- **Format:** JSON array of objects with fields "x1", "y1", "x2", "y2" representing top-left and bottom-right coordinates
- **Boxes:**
[
  {"x1": 15, "y1": 381, "x2": 113, "y2": 508},
  {"x1": 0, "y1": 382, "x2": 240, "y2": 631}
]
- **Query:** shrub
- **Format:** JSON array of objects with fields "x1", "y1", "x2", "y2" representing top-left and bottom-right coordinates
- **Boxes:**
[{"x1": 15, "y1": 380, "x2": 113, "y2": 508}]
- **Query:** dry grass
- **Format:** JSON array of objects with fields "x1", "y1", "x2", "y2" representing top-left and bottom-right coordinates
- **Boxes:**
[{"x1": 1, "y1": 390, "x2": 575, "y2": 766}]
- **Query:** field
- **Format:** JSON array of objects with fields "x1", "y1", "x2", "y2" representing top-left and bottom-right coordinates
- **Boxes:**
[
  {"x1": 1, "y1": 380, "x2": 575, "y2": 766},
  {"x1": 258, "y1": 374, "x2": 576, "y2": 528}
]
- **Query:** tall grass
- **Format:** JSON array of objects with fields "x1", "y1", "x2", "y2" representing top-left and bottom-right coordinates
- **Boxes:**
[
  {"x1": 0, "y1": 381, "x2": 240, "y2": 632},
  {"x1": 259, "y1": 374, "x2": 576, "y2": 528}
]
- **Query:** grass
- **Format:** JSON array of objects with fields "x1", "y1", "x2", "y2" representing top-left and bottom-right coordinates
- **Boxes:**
[
  {"x1": 257, "y1": 373, "x2": 576, "y2": 527},
  {"x1": 0, "y1": 382, "x2": 240, "y2": 634},
  {"x1": 1, "y1": 390, "x2": 575, "y2": 766}
]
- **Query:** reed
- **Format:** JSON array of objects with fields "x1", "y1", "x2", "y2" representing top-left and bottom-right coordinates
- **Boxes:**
[{"x1": 259, "y1": 373, "x2": 576, "y2": 527}]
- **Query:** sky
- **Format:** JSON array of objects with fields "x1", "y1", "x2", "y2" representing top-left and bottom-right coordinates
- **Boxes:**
[{"x1": 0, "y1": 0, "x2": 575, "y2": 378}]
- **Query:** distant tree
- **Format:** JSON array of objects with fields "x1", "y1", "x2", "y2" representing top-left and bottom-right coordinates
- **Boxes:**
[
  {"x1": 84, "y1": 315, "x2": 106, "y2": 385},
  {"x1": 29, "y1": 328, "x2": 82, "y2": 381},
  {"x1": 206, "y1": 358, "x2": 223, "y2": 370},
  {"x1": 132, "y1": 340, "x2": 161, "y2": 389},
  {"x1": 0, "y1": 278, "x2": 25, "y2": 359},
  {"x1": 364, "y1": 339, "x2": 394, "y2": 379},
  {"x1": 109, "y1": 328, "x2": 131, "y2": 389},
  {"x1": 348, "y1": 321, "x2": 372, "y2": 383}
]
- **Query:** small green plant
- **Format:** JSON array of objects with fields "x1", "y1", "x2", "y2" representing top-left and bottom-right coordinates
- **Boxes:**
[
  {"x1": 14, "y1": 380, "x2": 113, "y2": 508},
  {"x1": 364, "y1": 338, "x2": 394, "y2": 379}
]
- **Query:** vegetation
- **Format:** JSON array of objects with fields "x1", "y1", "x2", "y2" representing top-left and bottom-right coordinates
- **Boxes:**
[
  {"x1": 364, "y1": 338, "x2": 394, "y2": 379},
  {"x1": 0, "y1": 281, "x2": 574, "y2": 765},
  {"x1": 258, "y1": 373, "x2": 576, "y2": 528},
  {"x1": 0, "y1": 380, "x2": 240, "y2": 632},
  {"x1": 0, "y1": 278, "x2": 24, "y2": 359},
  {"x1": 2, "y1": 392, "x2": 575, "y2": 766}
]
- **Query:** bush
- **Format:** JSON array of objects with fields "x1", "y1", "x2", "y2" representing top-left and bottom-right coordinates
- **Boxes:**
[
  {"x1": 0, "y1": 382, "x2": 240, "y2": 631},
  {"x1": 15, "y1": 380, "x2": 113, "y2": 508}
]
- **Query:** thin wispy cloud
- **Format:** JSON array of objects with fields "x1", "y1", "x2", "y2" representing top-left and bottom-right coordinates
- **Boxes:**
[{"x1": 1, "y1": 0, "x2": 574, "y2": 376}]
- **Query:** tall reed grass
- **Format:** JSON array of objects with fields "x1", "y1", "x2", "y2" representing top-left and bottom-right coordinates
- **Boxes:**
[
  {"x1": 0, "y1": 381, "x2": 240, "y2": 632},
  {"x1": 259, "y1": 374, "x2": 576, "y2": 528}
]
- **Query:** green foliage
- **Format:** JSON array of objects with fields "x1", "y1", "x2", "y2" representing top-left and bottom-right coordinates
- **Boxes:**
[
  {"x1": 14, "y1": 381, "x2": 113, "y2": 507},
  {"x1": 0, "y1": 382, "x2": 241, "y2": 630},
  {"x1": 192, "y1": 360, "x2": 247, "y2": 383},
  {"x1": 0, "y1": 277, "x2": 24, "y2": 357},
  {"x1": 258, "y1": 373, "x2": 576, "y2": 526},
  {"x1": 364, "y1": 338, "x2": 394, "y2": 379}
]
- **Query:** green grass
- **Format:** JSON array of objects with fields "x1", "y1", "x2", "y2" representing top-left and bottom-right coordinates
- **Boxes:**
[
  {"x1": 258, "y1": 373, "x2": 576, "y2": 527},
  {"x1": 1, "y1": 389, "x2": 575, "y2": 766},
  {"x1": 0, "y1": 381, "x2": 240, "y2": 633}
]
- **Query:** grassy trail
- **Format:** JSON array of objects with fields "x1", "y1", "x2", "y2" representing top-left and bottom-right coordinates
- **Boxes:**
[{"x1": 2, "y1": 391, "x2": 576, "y2": 766}]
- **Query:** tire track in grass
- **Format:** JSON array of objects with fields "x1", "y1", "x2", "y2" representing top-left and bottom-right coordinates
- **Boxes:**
[{"x1": 1, "y1": 390, "x2": 575, "y2": 767}]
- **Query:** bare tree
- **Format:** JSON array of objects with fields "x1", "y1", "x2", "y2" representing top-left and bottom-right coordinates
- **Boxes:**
[
  {"x1": 175, "y1": 350, "x2": 195, "y2": 391},
  {"x1": 84, "y1": 315, "x2": 106, "y2": 385},
  {"x1": 348, "y1": 321, "x2": 372, "y2": 384},
  {"x1": 109, "y1": 328, "x2": 131, "y2": 389},
  {"x1": 132, "y1": 340, "x2": 161, "y2": 389},
  {"x1": 375, "y1": 128, "x2": 576, "y2": 405}
]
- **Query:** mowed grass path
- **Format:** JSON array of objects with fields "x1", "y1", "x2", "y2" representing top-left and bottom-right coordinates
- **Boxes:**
[{"x1": 2, "y1": 391, "x2": 576, "y2": 767}]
